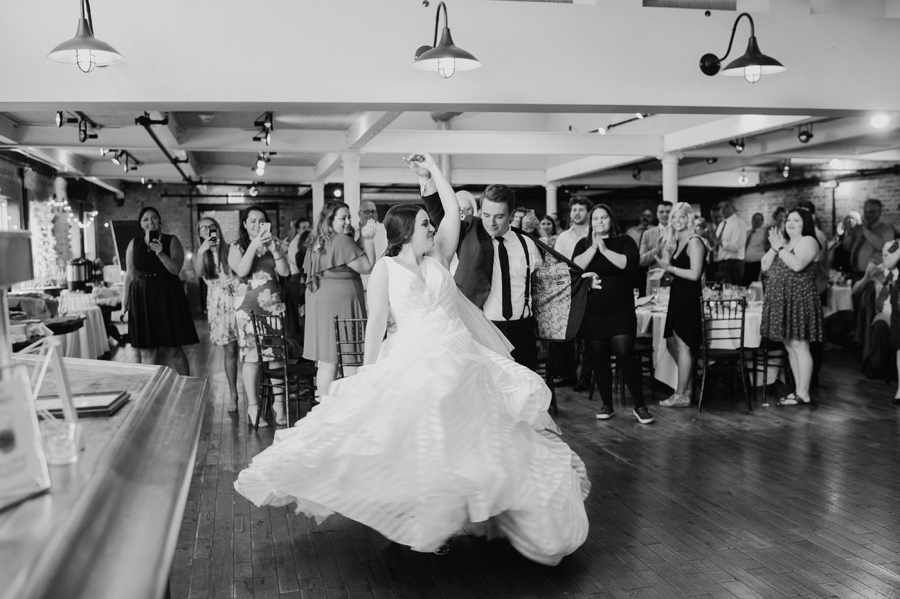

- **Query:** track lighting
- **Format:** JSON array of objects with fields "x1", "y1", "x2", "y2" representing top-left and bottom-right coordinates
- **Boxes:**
[
  {"x1": 110, "y1": 151, "x2": 121, "y2": 166},
  {"x1": 729, "y1": 138, "x2": 745, "y2": 153},
  {"x1": 77, "y1": 118, "x2": 97, "y2": 143},
  {"x1": 253, "y1": 112, "x2": 273, "y2": 145},
  {"x1": 632, "y1": 166, "x2": 642, "y2": 181},
  {"x1": 249, "y1": 186, "x2": 259, "y2": 197},
  {"x1": 699, "y1": 12, "x2": 785, "y2": 83},
  {"x1": 798, "y1": 125, "x2": 813, "y2": 144},
  {"x1": 253, "y1": 151, "x2": 274, "y2": 176},
  {"x1": 56, "y1": 111, "x2": 78, "y2": 127},
  {"x1": 47, "y1": 0, "x2": 123, "y2": 73},
  {"x1": 706, "y1": 157, "x2": 718, "y2": 165},
  {"x1": 738, "y1": 171, "x2": 749, "y2": 185},
  {"x1": 781, "y1": 159, "x2": 791, "y2": 178},
  {"x1": 413, "y1": 2, "x2": 480, "y2": 78}
]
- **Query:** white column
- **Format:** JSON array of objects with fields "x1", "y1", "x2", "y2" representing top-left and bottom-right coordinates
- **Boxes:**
[
  {"x1": 661, "y1": 153, "x2": 680, "y2": 206},
  {"x1": 342, "y1": 152, "x2": 361, "y2": 227},
  {"x1": 545, "y1": 183, "x2": 558, "y2": 220},
  {"x1": 311, "y1": 182, "x2": 325, "y2": 222}
]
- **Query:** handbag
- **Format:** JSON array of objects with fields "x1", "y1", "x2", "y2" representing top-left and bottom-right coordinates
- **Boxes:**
[{"x1": 513, "y1": 232, "x2": 589, "y2": 342}]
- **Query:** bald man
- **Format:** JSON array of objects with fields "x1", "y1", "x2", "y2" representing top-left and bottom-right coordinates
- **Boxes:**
[{"x1": 356, "y1": 200, "x2": 387, "y2": 289}]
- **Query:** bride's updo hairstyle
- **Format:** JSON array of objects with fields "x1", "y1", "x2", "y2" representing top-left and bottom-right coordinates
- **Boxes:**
[{"x1": 383, "y1": 204, "x2": 424, "y2": 257}]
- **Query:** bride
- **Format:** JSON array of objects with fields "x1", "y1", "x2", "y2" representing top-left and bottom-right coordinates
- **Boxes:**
[{"x1": 234, "y1": 153, "x2": 590, "y2": 565}]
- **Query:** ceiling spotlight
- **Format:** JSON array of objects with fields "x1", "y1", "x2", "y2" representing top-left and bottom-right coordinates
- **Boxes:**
[
  {"x1": 140, "y1": 177, "x2": 146, "y2": 185},
  {"x1": 632, "y1": 166, "x2": 642, "y2": 181},
  {"x1": 249, "y1": 186, "x2": 259, "y2": 197},
  {"x1": 706, "y1": 157, "x2": 718, "y2": 165},
  {"x1": 699, "y1": 12, "x2": 785, "y2": 83},
  {"x1": 47, "y1": 0, "x2": 124, "y2": 73},
  {"x1": 110, "y1": 151, "x2": 121, "y2": 166},
  {"x1": 99, "y1": 148, "x2": 108, "y2": 156},
  {"x1": 256, "y1": 153, "x2": 268, "y2": 170},
  {"x1": 635, "y1": 113, "x2": 645, "y2": 119},
  {"x1": 781, "y1": 159, "x2": 791, "y2": 178},
  {"x1": 596, "y1": 126, "x2": 607, "y2": 135},
  {"x1": 253, "y1": 112, "x2": 274, "y2": 145},
  {"x1": 829, "y1": 158, "x2": 841, "y2": 169},
  {"x1": 729, "y1": 138, "x2": 745, "y2": 153},
  {"x1": 255, "y1": 167, "x2": 265, "y2": 177},
  {"x1": 55, "y1": 111, "x2": 78, "y2": 127},
  {"x1": 77, "y1": 118, "x2": 97, "y2": 143},
  {"x1": 334, "y1": 188, "x2": 343, "y2": 198},
  {"x1": 738, "y1": 172, "x2": 749, "y2": 185},
  {"x1": 798, "y1": 125, "x2": 814, "y2": 144},
  {"x1": 413, "y1": 1, "x2": 480, "y2": 78},
  {"x1": 147, "y1": 181, "x2": 153, "y2": 189},
  {"x1": 871, "y1": 114, "x2": 890, "y2": 129}
]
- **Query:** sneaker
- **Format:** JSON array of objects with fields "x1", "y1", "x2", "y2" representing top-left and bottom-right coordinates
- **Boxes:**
[
  {"x1": 633, "y1": 406, "x2": 655, "y2": 424},
  {"x1": 595, "y1": 405, "x2": 615, "y2": 420},
  {"x1": 659, "y1": 394, "x2": 680, "y2": 407}
]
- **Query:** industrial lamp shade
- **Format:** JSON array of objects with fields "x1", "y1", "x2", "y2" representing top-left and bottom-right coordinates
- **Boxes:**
[
  {"x1": 414, "y1": 27, "x2": 480, "y2": 78},
  {"x1": 720, "y1": 36, "x2": 784, "y2": 84},
  {"x1": 47, "y1": 18, "x2": 123, "y2": 73}
]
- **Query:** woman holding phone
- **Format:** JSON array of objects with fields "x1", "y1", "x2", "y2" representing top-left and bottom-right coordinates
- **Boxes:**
[
  {"x1": 193, "y1": 217, "x2": 240, "y2": 412},
  {"x1": 123, "y1": 206, "x2": 198, "y2": 376},
  {"x1": 229, "y1": 205, "x2": 292, "y2": 427}
]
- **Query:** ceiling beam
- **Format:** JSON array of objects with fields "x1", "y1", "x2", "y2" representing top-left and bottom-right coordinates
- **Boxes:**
[
  {"x1": 144, "y1": 111, "x2": 199, "y2": 180},
  {"x1": 314, "y1": 112, "x2": 403, "y2": 181},
  {"x1": 547, "y1": 156, "x2": 641, "y2": 182},
  {"x1": 663, "y1": 115, "x2": 813, "y2": 153}
]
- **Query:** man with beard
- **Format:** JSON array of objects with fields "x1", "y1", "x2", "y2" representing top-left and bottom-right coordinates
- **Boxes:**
[
  {"x1": 639, "y1": 201, "x2": 673, "y2": 271},
  {"x1": 553, "y1": 196, "x2": 593, "y2": 389}
]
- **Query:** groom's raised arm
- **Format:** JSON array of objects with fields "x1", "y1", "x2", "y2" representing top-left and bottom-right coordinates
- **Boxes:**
[{"x1": 420, "y1": 178, "x2": 446, "y2": 228}]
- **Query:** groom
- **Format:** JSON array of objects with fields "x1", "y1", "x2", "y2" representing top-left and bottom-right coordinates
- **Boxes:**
[{"x1": 413, "y1": 166, "x2": 543, "y2": 370}]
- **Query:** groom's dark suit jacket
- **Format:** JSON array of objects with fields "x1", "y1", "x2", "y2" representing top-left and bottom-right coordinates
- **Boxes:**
[{"x1": 423, "y1": 192, "x2": 495, "y2": 309}]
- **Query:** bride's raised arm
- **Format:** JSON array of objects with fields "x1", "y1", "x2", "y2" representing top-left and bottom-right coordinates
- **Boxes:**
[{"x1": 406, "y1": 152, "x2": 459, "y2": 268}]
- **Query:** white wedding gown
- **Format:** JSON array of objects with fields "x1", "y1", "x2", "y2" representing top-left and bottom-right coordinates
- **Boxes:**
[{"x1": 234, "y1": 256, "x2": 590, "y2": 565}]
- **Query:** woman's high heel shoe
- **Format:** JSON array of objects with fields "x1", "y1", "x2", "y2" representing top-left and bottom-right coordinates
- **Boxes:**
[
  {"x1": 247, "y1": 404, "x2": 268, "y2": 428},
  {"x1": 273, "y1": 400, "x2": 288, "y2": 427}
]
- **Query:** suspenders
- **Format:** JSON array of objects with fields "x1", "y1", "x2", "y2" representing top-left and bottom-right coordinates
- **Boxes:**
[{"x1": 511, "y1": 230, "x2": 533, "y2": 320}]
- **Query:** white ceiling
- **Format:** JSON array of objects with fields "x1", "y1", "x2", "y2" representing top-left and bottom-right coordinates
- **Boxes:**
[{"x1": 0, "y1": 0, "x2": 899, "y2": 198}]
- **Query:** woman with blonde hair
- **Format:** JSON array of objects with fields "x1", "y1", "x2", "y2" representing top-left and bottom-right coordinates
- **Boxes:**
[
  {"x1": 657, "y1": 202, "x2": 707, "y2": 407},
  {"x1": 302, "y1": 201, "x2": 376, "y2": 397},
  {"x1": 193, "y1": 217, "x2": 240, "y2": 412}
]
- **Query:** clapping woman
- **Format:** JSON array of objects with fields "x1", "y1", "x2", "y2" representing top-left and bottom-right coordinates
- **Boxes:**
[
  {"x1": 302, "y1": 201, "x2": 376, "y2": 397},
  {"x1": 760, "y1": 208, "x2": 823, "y2": 406},
  {"x1": 573, "y1": 204, "x2": 654, "y2": 424},
  {"x1": 229, "y1": 205, "x2": 291, "y2": 427},
  {"x1": 193, "y1": 218, "x2": 240, "y2": 412},
  {"x1": 123, "y1": 206, "x2": 198, "y2": 375},
  {"x1": 656, "y1": 203, "x2": 706, "y2": 407}
]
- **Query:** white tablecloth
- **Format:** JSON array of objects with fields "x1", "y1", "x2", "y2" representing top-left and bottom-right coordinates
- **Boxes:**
[
  {"x1": 636, "y1": 305, "x2": 764, "y2": 389},
  {"x1": 823, "y1": 284, "x2": 852, "y2": 319},
  {"x1": 57, "y1": 306, "x2": 110, "y2": 360}
]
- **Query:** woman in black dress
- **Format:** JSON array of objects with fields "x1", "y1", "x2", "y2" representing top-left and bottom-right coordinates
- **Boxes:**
[
  {"x1": 123, "y1": 206, "x2": 198, "y2": 375},
  {"x1": 656, "y1": 202, "x2": 706, "y2": 408},
  {"x1": 574, "y1": 204, "x2": 654, "y2": 424}
]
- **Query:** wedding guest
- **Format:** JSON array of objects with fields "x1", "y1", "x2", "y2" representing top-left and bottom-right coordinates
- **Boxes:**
[
  {"x1": 574, "y1": 204, "x2": 653, "y2": 424},
  {"x1": 285, "y1": 218, "x2": 311, "y2": 343},
  {"x1": 456, "y1": 190, "x2": 479, "y2": 219},
  {"x1": 882, "y1": 240, "x2": 900, "y2": 405},
  {"x1": 303, "y1": 201, "x2": 376, "y2": 397},
  {"x1": 193, "y1": 217, "x2": 240, "y2": 412},
  {"x1": 123, "y1": 206, "x2": 198, "y2": 376},
  {"x1": 715, "y1": 200, "x2": 748, "y2": 285},
  {"x1": 639, "y1": 201, "x2": 673, "y2": 271},
  {"x1": 521, "y1": 211, "x2": 542, "y2": 240},
  {"x1": 846, "y1": 199, "x2": 893, "y2": 282},
  {"x1": 743, "y1": 212, "x2": 767, "y2": 285},
  {"x1": 229, "y1": 205, "x2": 291, "y2": 427},
  {"x1": 760, "y1": 208, "x2": 823, "y2": 406},
  {"x1": 657, "y1": 203, "x2": 706, "y2": 407},
  {"x1": 539, "y1": 214, "x2": 558, "y2": 247}
]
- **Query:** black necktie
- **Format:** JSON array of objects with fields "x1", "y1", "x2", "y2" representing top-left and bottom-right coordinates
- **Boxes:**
[{"x1": 497, "y1": 237, "x2": 512, "y2": 320}]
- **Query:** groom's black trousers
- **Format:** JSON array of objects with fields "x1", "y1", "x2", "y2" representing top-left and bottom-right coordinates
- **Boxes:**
[{"x1": 491, "y1": 317, "x2": 538, "y2": 372}]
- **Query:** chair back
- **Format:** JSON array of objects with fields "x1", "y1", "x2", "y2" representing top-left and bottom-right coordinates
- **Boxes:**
[
  {"x1": 333, "y1": 317, "x2": 367, "y2": 378},
  {"x1": 249, "y1": 311, "x2": 292, "y2": 366},
  {"x1": 701, "y1": 297, "x2": 746, "y2": 351}
]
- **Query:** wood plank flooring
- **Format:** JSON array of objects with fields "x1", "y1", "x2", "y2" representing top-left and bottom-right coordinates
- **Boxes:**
[{"x1": 110, "y1": 324, "x2": 900, "y2": 599}]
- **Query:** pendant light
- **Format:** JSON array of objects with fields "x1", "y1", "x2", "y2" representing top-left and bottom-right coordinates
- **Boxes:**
[
  {"x1": 48, "y1": 0, "x2": 123, "y2": 73},
  {"x1": 699, "y1": 13, "x2": 784, "y2": 84},
  {"x1": 413, "y1": 2, "x2": 480, "y2": 78}
]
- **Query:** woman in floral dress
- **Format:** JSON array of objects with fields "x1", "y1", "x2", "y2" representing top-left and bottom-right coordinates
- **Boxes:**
[
  {"x1": 228, "y1": 205, "x2": 291, "y2": 427},
  {"x1": 193, "y1": 217, "x2": 240, "y2": 412}
]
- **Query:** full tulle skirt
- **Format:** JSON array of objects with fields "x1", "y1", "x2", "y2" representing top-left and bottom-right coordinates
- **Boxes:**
[{"x1": 235, "y1": 315, "x2": 590, "y2": 566}]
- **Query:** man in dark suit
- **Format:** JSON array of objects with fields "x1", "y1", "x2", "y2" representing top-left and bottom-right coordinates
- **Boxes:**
[{"x1": 411, "y1": 165, "x2": 543, "y2": 370}]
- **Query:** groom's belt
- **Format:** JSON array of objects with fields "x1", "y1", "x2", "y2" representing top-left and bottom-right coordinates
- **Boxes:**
[{"x1": 490, "y1": 316, "x2": 535, "y2": 328}]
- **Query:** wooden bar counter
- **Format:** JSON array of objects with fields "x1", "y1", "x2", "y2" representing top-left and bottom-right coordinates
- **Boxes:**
[{"x1": 0, "y1": 355, "x2": 208, "y2": 599}]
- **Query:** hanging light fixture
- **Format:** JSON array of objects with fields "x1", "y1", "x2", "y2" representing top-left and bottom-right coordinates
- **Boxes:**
[
  {"x1": 47, "y1": 0, "x2": 123, "y2": 73},
  {"x1": 413, "y1": 2, "x2": 480, "y2": 78},
  {"x1": 798, "y1": 124, "x2": 814, "y2": 144},
  {"x1": 699, "y1": 12, "x2": 784, "y2": 84}
]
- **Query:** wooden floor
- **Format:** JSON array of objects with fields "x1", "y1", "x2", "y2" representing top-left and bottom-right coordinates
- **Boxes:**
[{"x1": 111, "y1": 323, "x2": 900, "y2": 599}]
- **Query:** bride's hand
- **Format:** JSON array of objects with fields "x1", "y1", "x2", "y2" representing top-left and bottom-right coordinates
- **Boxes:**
[{"x1": 404, "y1": 153, "x2": 432, "y2": 177}]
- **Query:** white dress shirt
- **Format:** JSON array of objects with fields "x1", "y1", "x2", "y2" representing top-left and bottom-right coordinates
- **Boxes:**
[
  {"x1": 716, "y1": 214, "x2": 748, "y2": 261},
  {"x1": 482, "y1": 230, "x2": 543, "y2": 322},
  {"x1": 356, "y1": 223, "x2": 388, "y2": 289},
  {"x1": 553, "y1": 226, "x2": 589, "y2": 260}
]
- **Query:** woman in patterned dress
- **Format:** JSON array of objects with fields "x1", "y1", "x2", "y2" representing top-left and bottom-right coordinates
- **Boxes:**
[
  {"x1": 760, "y1": 208, "x2": 824, "y2": 406},
  {"x1": 228, "y1": 206, "x2": 291, "y2": 427},
  {"x1": 193, "y1": 217, "x2": 240, "y2": 412},
  {"x1": 657, "y1": 202, "x2": 707, "y2": 408}
]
